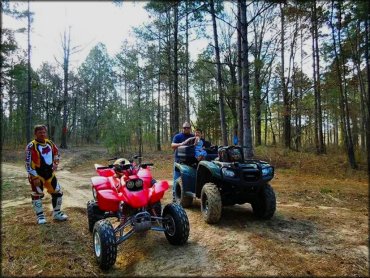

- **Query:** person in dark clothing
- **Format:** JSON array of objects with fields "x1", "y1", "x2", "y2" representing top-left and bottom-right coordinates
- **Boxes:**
[{"x1": 171, "y1": 122, "x2": 194, "y2": 200}]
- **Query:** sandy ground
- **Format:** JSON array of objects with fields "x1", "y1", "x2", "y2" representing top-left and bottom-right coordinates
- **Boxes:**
[{"x1": 1, "y1": 153, "x2": 368, "y2": 276}]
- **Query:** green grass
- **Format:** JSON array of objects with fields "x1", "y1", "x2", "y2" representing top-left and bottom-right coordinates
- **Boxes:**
[{"x1": 320, "y1": 188, "x2": 333, "y2": 194}]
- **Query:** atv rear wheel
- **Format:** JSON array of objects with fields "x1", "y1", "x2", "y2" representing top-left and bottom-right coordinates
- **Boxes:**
[
  {"x1": 93, "y1": 220, "x2": 117, "y2": 270},
  {"x1": 174, "y1": 177, "x2": 193, "y2": 208},
  {"x1": 252, "y1": 183, "x2": 276, "y2": 219},
  {"x1": 201, "y1": 183, "x2": 222, "y2": 224},
  {"x1": 162, "y1": 203, "x2": 189, "y2": 245},
  {"x1": 87, "y1": 200, "x2": 103, "y2": 233}
]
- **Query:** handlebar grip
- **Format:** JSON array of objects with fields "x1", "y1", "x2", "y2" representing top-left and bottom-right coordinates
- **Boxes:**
[
  {"x1": 141, "y1": 163, "x2": 154, "y2": 168},
  {"x1": 97, "y1": 165, "x2": 114, "y2": 170}
]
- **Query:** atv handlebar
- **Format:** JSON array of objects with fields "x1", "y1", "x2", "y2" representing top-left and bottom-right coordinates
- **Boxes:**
[
  {"x1": 140, "y1": 163, "x2": 154, "y2": 169},
  {"x1": 97, "y1": 165, "x2": 114, "y2": 170},
  {"x1": 97, "y1": 160, "x2": 154, "y2": 171}
]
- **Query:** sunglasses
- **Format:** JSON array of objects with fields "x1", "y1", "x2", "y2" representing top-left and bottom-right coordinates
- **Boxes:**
[{"x1": 183, "y1": 127, "x2": 191, "y2": 129}]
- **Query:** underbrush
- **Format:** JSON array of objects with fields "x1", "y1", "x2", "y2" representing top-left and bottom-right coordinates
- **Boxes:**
[{"x1": 254, "y1": 146, "x2": 367, "y2": 182}]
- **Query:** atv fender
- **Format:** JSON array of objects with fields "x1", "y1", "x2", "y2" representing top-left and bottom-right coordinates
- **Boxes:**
[
  {"x1": 91, "y1": 176, "x2": 119, "y2": 191},
  {"x1": 92, "y1": 176, "x2": 111, "y2": 191},
  {"x1": 149, "y1": 180, "x2": 169, "y2": 204},
  {"x1": 96, "y1": 189, "x2": 120, "y2": 212},
  {"x1": 195, "y1": 161, "x2": 222, "y2": 198},
  {"x1": 174, "y1": 162, "x2": 196, "y2": 195},
  {"x1": 95, "y1": 164, "x2": 115, "y2": 177}
]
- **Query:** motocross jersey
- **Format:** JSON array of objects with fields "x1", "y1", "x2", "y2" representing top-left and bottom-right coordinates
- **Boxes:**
[{"x1": 25, "y1": 139, "x2": 59, "y2": 179}]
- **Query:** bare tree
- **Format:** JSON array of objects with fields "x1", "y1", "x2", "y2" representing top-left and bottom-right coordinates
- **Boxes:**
[{"x1": 57, "y1": 27, "x2": 80, "y2": 149}]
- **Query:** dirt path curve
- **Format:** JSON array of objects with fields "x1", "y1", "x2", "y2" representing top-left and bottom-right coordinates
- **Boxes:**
[{"x1": 2, "y1": 163, "x2": 93, "y2": 209}]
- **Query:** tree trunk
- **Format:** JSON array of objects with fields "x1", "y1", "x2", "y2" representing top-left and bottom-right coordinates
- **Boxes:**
[
  {"x1": 173, "y1": 2, "x2": 179, "y2": 133},
  {"x1": 237, "y1": 0, "x2": 244, "y2": 146},
  {"x1": 60, "y1": 29, "x2": 71, "y2": 149},
  {"x1": 185, "y1": 0, "x2": 190, "y2": 123},
  {"x1": 26, "y1": 0, "x2": 32, "y2": 143},
  {"x1": 330, "y1": 1, "x2": 357, "y2": 169},
  {"x1": 280, "y1": 3, "x2": 290, "y2": 149},
  {"x1": 165, "y1": 9, "x2": 174, "y2": 139},
  {"x1": 210, "y1": 0, "x2": 228, "y2": 146},
  {"x1": 157, "y1": 35, "x2": 162, "y2": 151},
  {"x1": 240, "y1": 0, "x2": 253, "y2": 157},
  {"x1": 313, "y1": 0, "x2": 325, "y2": 154},
  {"x1": 365, "y1": 0, "x2": 370, "y2": 184},
  {"x1": 311, "y1": 6, "x2": 319, "y2": 153}
]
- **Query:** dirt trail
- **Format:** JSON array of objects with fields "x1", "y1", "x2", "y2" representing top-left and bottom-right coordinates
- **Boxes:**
[
  {"x1": 1, "y1": 157, "x2": 368, "y2": 276},
  {"x1": 2, "y1": 163, "x2": 92, "y2": 209}
]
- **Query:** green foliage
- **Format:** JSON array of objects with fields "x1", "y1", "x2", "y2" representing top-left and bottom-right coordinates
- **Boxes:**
[
  {"x1": 1, "y1": 0, "x2": 367, "y2": 167},
  {"x1": 320, "y1": 188, "x2": 333, "y2": 194}
]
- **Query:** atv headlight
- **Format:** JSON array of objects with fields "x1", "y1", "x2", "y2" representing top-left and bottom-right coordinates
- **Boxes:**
[
  {"x1": 222, "y1": 168, "x2": 235, "y2": 178},
  {"x1": 262, "y1": 166, "x2": 273, "y2": 177},
  {"x1": 135, "y1": 179, "x2": 143, "y2": 188},
  {"x1": 127, "y1": 180, "x2": 135, "y2": 189}
]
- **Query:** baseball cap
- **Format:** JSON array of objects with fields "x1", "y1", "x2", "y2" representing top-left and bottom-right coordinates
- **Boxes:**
[{"x1": 182, "y1": 122, "x2": 191, "y2": 128}]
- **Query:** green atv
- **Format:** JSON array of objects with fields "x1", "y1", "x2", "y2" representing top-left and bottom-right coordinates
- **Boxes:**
[{"x1": 174, "y1": 145, "x2": 276, "y2": 224}]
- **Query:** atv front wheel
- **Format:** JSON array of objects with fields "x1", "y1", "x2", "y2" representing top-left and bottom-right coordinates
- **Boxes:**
[
  {"x1": 93, "y1": 220, "x2": 117, "y2": 270},
  {"x1": 201, "y1": 183, "x2": 222, "y2": 224},
  {"x1": 251, "y1": 183, "x2": 276, "y2": 219},
  {"x1": 174, "y1": 177, "x2": 193, "y2": 208},
  {"x1": 162, "y1": 203, "x2": 189, "y2": 245}
]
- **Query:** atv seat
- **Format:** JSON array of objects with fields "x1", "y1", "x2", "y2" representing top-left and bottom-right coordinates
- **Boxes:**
[{"x1": 177, "y1": 145, "x2": 197, "y2": 165}]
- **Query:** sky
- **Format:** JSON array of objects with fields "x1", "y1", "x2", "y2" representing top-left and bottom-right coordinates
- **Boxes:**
[
  {"x1": 3, "y1": 1, "x2": 184, "y2": 71},
  {"x1": 3, "y1": 1, "x2": 313, "y2": 77}
]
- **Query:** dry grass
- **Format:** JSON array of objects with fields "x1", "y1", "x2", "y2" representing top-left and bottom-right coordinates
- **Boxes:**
[
  {"x1": 1, "y1": 145, "x2": 368, "y2": 276},
  {"x1": 1, "y1": 206, "x2": 103, "y2": 277}
]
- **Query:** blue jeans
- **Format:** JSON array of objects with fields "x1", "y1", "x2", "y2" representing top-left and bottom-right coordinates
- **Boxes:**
[{"x1": 172, "y1": 163, "x2": 181, "y2": 201}]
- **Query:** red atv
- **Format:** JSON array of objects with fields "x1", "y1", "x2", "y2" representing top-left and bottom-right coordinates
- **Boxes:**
[{"x1": 87, "y1": 156, "x2": 190, "y2": 270}]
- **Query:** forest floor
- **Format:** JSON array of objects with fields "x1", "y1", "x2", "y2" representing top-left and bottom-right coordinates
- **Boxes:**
[{"x1": 1, "y1": 145, "x2": 368, "y2": 277}]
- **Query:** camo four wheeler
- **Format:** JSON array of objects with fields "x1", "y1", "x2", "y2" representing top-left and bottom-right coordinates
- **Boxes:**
[
  {"x1": 87, "y1": 156, "x2": 189, "y2": 270},
  {"x1": 174, "y1": 145, "x2": 276, "y2": 224}
]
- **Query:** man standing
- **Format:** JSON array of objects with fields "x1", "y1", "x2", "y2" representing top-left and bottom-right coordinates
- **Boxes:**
[
  {"x1": 25, "y1": 124, "x2": 68, "y2": 224},
  {"x1": 171, "y1": 122, "x2": 194, "y2": 201}
]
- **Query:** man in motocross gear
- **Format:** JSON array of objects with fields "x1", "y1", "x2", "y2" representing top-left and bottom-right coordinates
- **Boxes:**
[{"x1": 25, "y1": 124, "x2": 68, "y2": 224}]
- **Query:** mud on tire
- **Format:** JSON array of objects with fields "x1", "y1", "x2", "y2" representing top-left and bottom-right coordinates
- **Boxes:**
[
  {"x1": 87, "y1": 200, "x2": 103, "y2": 233},
  {"x1": 162, "y1": 203, "x2": 190, "y2": 245},
  {"x1": 174, "y1": 177, "x2": 193, "y2": 208},
  {"x1": 201, "y1": 182, "x2": 222, "y2": 224},
  {"x1": 93, "y1": 220, "x2": 117, "y2": 270},
  {"x1": 251, "y1": 183, "x2": 276, "y2": 219}
]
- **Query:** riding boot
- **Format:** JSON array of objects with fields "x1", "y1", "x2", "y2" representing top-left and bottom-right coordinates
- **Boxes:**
[
  {"x1": 51, "y1": 193, "x2": 68, "y2": 221},
  {"x1": 32, "y1": 199, "x2": 46, "y2": 224}
]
